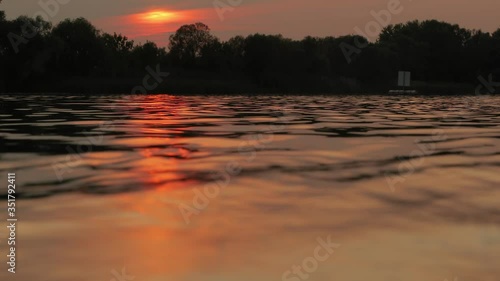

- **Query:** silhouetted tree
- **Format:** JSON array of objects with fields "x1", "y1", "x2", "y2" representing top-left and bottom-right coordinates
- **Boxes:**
[
  {"x1": 169, "y1": 22, "x2": 218, "y2": 67},
  {"x1": 299, "y1": 36, "x2": 330, "y2": 74},
  {"x1": 223, "y1": 36, "x2": 245, "y2": 70},
  {"x1": 102, "y1": 32, "x2": 134, "y2": 77},
  {"x1": 0, "y1": 13, "x2": 499, "y2": 94},
  {"x1": 130, "y1": 41, "x2": 167, "y2": 71},
  {"x1": 0, "y1": 15, "x2": 52, "y2": 91},
  {"x1": 51, "y1": 18, "x2": 104, "y2": 76},
  {"x1": 379, "y1": 20, "x2": 475, "y2": 82}
]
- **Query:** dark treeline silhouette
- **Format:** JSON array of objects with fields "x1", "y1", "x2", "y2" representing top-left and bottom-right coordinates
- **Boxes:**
[{"x1": 0, "y1": 9, "x2": 499, "y2": 94}]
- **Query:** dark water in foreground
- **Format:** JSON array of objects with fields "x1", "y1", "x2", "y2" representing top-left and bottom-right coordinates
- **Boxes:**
[{"x1": 1, "y1": 95, "x2": 500, "y2": 281}]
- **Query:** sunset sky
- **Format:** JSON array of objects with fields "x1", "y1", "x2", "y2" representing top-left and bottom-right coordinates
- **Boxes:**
[{"x1": 2, "y1": 0, "x2": 499, "y2": 46}]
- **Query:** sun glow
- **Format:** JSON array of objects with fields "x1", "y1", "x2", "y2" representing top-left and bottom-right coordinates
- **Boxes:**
[
  {"x1": 138, "y1": 10, "x2": 181, "y2": 24},
  {"x1": 96, "y1": 8, "x2": 204, "y2": 42}
]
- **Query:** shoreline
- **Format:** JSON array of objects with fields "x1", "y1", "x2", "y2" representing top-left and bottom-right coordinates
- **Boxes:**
[
  {"x1": 2, "y1": 68, "x2": 496, "y2": 95},
  {"x1": 0, "y1": 78, "x2": 494, "y2": 95}
]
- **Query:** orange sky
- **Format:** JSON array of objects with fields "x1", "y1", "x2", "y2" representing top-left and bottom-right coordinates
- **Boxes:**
[{"x1": 2, "y1": 0, "x2": 500, "y2": 46}]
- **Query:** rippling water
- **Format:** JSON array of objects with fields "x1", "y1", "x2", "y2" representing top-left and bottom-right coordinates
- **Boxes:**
[{"x1": 1, "y1": 94, "x2": 500, "y2": 281}]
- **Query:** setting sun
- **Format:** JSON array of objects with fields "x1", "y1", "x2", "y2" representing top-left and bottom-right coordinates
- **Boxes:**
[{"x1": 138, "y1": 10, "x2": 181, "y2": 24}]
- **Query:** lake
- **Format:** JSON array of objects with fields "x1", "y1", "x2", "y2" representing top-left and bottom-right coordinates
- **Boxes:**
[{"x1": 1, "y1": 94, "x2": 500, "y2": 281}]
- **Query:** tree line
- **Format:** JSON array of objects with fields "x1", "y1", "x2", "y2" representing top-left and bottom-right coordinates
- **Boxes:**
[{"x1": 0, "y1": 9, "x2": 499, "y2": 93}]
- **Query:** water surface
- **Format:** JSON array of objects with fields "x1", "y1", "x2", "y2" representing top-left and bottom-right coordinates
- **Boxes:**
[{"x1": 1, "y1": 95, "x2": 500, "y2": 281}]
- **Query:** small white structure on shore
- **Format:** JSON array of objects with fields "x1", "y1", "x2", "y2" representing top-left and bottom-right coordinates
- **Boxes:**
[
  {"x1": 398, "y1": 71, "x2": 411, "y2": 88},
  {"x1": 389, "y1": 71, "x2": 418, "y2": 94}
]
